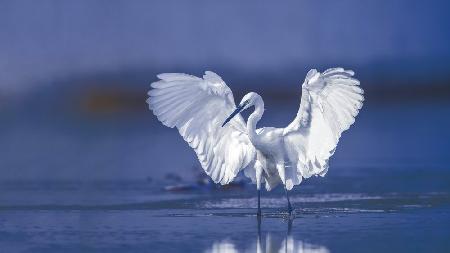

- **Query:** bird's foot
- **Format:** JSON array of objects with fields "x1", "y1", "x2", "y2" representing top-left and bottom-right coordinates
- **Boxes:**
[
  {"x1": 256, "y1": 210, "x2": 262, "y2": 226},
  {"x1": 288, "y1": 203, "x2": 293, "y2": 214},
  {"x1": 287, "y1": 206, "x2": 296, "y2": 220}
]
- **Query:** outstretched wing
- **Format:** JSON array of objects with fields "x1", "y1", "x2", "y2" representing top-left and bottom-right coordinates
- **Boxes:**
[
  {"x1": 283, "y1": 68, "x2": 364, "y2": 188},
  {"x1": 147, "y1": 71, "x2": 256, "y2": 185}
]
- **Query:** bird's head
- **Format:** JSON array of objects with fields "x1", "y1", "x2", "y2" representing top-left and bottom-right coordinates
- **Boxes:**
[{"x1": 222, "y1": 92, "x2": 261, "y2": 127}]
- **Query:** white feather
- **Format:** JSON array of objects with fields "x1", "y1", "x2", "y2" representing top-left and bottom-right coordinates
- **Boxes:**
[
  {"x1": 147, "y1": 71, "x2": 256, "y2": 185},
  {"x1": 148, "y1": 68, "x2": 363, "y2": 194},
  {"x1": 283, "y1": 68, "x2": 364, "y2": 184}
]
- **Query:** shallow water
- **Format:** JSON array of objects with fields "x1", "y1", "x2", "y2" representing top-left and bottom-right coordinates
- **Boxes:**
[
  {"x1": 1, "y1": 102, "x2": 450, "y2": 252},
  {"x1": 1, "y1": 166, "x2": 449, "y2": 252}
]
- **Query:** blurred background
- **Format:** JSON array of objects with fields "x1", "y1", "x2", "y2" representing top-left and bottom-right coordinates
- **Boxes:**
[
  {"x1": 1, "y1": 0, "x2": 449, "y2": 181},
  {"x1": 2, "y1": 1, "x2": 450, "y2": 252}
]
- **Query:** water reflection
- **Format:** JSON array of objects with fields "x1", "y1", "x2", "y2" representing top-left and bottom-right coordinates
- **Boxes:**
[{"x1": 205, "y1": 220, "x2": 329, "y2": 253}]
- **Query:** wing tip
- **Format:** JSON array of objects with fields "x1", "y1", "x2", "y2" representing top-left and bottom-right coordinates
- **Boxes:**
[
  {"x1": 157, "y1": 73, "x2": 201, "y2": 82},
  {"x1": 203, "y1": 71, "x2": 224, "y2": 83},
  {"x1": 322, "y1": 67, "x2": 355, "y2": 78}
]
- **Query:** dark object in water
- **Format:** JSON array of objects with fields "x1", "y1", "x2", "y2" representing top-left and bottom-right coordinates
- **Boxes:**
[
  {"x1": 164, "y1": 174, "x2": 248, "y2": 192},
  {"x1": 164, "y1": 172, "x2": 182, "y2": 182}
]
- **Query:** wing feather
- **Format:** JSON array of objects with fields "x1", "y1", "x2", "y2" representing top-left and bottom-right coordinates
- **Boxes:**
[
  {"x1": 147, "y1": 71, "x2": 256, "y2": 185},
  {"x1": 284, "y1": 68, "x2": 364, "y2": 185}
]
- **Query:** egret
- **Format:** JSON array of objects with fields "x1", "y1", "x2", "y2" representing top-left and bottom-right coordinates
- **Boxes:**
[{"x1": 147, "y1": 68, "x2": 364, "y2": 216}]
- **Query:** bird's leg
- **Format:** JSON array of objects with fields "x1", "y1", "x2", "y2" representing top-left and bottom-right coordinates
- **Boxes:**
[
  {"x1": 284, "y1": 187, "x2": 293, "y2": 215},
  {"x1": 277, "y1": 163, "x2": 294, "y2": 215},
  {"x1": 255, "y1": 161, "x2": 263, "y2": 218},
  {"x1": 257, "y1": 189, "x2": 261, "y2": 216}
]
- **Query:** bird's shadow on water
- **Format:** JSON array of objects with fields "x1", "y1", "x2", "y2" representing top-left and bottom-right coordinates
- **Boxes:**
[
  {"x1": 166, "y1": 210, "x2": 330, "y2": 252},
  {"x1": 205, "y1": 216, "x2": 329, "y2": 253}
]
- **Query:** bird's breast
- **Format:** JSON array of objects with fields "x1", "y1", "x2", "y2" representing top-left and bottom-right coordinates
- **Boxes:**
[{"x1": 252, "y1": 127, "x2": 285, "y2": 159}]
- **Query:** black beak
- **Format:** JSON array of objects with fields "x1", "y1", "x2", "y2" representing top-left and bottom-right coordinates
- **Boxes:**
[{"x1": 222, "y1": 104, "x2": 245, "y2": 127}]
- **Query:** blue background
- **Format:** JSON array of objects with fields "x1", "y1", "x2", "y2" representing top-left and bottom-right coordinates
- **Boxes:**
[
  {"x1": 0, "y1": 2, "x2": 450, "y2": 252},
  {"x1": 1, "y1": 0, "x2": 449, "y2": 181}
]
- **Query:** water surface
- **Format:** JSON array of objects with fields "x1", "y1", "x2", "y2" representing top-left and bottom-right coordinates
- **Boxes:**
[{"x1": 1, "y1": 166, "x2": 449, "y2": 252}]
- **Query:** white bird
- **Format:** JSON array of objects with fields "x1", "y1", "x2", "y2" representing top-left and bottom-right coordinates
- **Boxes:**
[{"x1": 147, "y1": 68, "x2": 364, "y2": 216}]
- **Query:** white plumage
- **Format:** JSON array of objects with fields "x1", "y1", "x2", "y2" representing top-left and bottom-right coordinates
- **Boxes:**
[
  {"x1": 148, "y1": 71, "x2": 256, "y2": 185},
  {"x1": 147, "y1": 68, "x2": 364, "y2": 215}
]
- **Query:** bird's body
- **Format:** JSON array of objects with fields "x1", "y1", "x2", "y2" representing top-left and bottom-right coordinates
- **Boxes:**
[{"x1": 147, "y1": 68, "x2": 364, "y2": 215}]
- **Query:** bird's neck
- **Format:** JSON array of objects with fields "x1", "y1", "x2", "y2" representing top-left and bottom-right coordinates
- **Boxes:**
[{"x1": 247, "y1": 100, "x2": 264, "y2": 143}]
